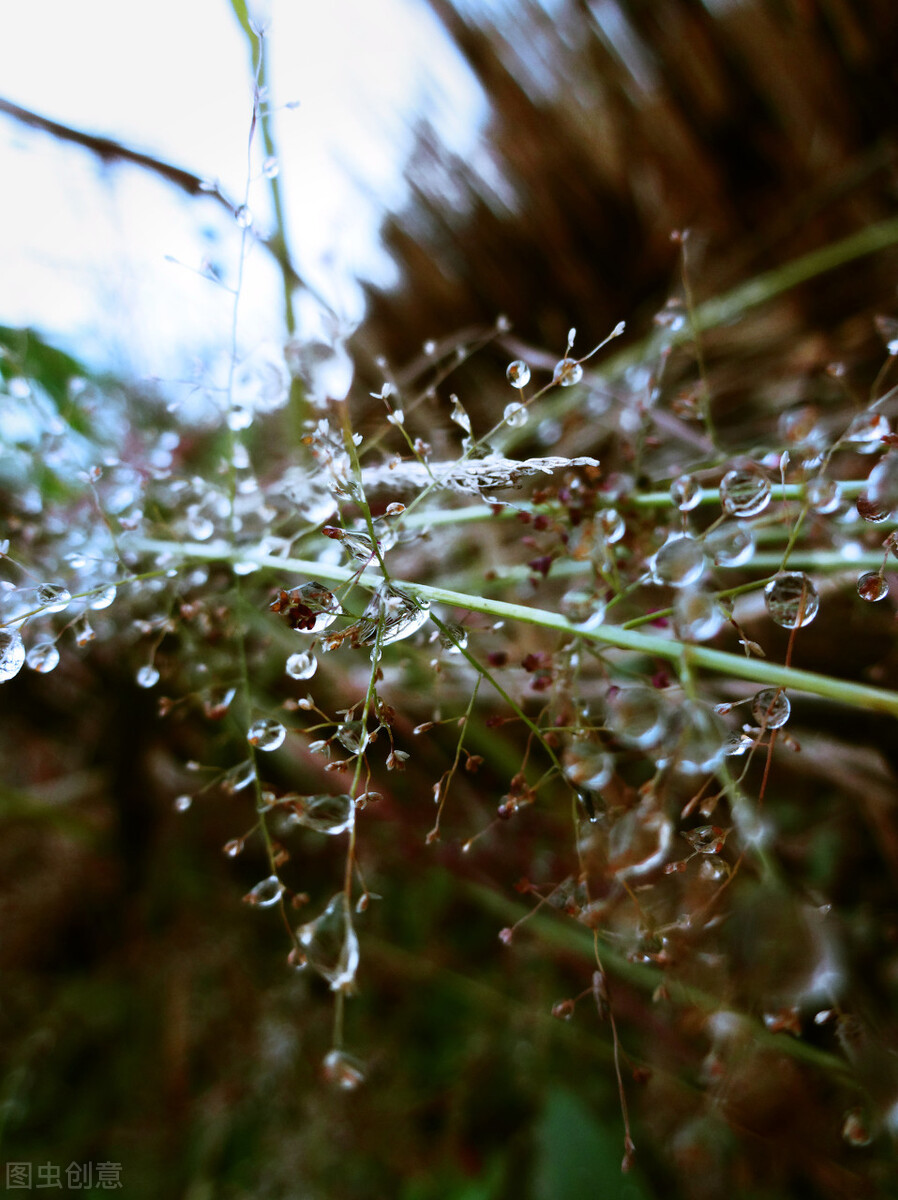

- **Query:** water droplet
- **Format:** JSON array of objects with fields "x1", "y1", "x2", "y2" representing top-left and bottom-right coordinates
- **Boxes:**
[
  {"x1": 670, "y1": 475, "x2": 701, "y2": 512},
  {"x1": 650, "y1": 534, "x2": 705, "y2": 588},
  {"x1": 779, "y1": 405, "x2": 824, "y2": 449},
  {"x1": 322, "y1": 1048, "x2": 366, "y2": 1090},
  {"x1": 503, "y1": 401, "x2": 528, "y2": 428},
  {"x1": 322, "y1": 525, "x2": 381, "y2": 565},
  {"x1": 35, "y1": 583, "x2": 71, "y2": 613},
  {"x1": 664, "y1": 701, "x2": 728, "y2": 775},
  {"x1": 235, "y1": 204, "x2": 253, "y2": 229},
  {"x1": 353, "y1": 584, "x2": 430, "y2": 647},
  {"x1": 589, "y1": 515, "x2": 622, "y2": 556},
  {"x1": 203, "y1": 686, "x2": 237, "y2": 719},
  {"x1": 222, "y1": 838, "x2": 244, "y2": 857},
  {"x1": 856, "y1": 494, "x2": 889, "y2": 523},
  {"x1": 560, "y1": 590, "x2": 606, "y2": 629},
  {"x1": 173, "y1": 794, "x2": 192, "y2": 813},
  {"x1": 857, "y1": 571, "x2": 889, "y2": 602},
  {"x1": 506, "y1": 360, "x2": 531, "y2": 388},
  {"x1": 270, "y1": 583, "x2": 341, "y2": 632},
  {"x1": 606, "y1": 686, "x2": 672, "y2": 750},
  {"x1": 223, "y1": 759, "x2": 257, "y2": 792},
  {"x1": 449, "y1": 394, "x2": 473, "y2": 436},
  {"x1": 136, "y1": 664, "x2": 160, "y2": 689},
  {"x1": 750, "y1": 688, "x2": 791, "y2": 729},
  {"x1": 0, "y1": 629, "x2": 26, "y2": 682},
  {"x1": 89, "y1": 583, "x2": 117, "y2": 611},
  {"x1": 283, "y1": 793, "x2": 354, "y2": 835},
  {"x1": 247, "y1": 718, "x2": 286, "y2": 751},
  {"x1": 286, "y1": 338, "x2": 354, "y2": 404},
  {"x1": 552, "y1": 358, "x2": 583, "y2": 387},
  {"x1": 26, "y1": 642, "x2": 59, "y2": 674},
  {"x1": 286, "y1": 651, "x2": 317, "y2": 680},
  {"x1": 704, "y1": 522, "x2": 754, "y2": 568},
  {"x1": 185, "y1": 506, "x2": 215, "y2": 540},
  {"x1": 73, "y1": 615, "x2": 95, "y2": 647},
  {"x1": 243, "y1": 875, "x2": 284, "y2": 908},
  {"x1": 262, "y1": 155, "x2": 280, "y2": 178},
  {"x1": 725, "y1": 732, "x2": 753, "y2": 757},
  {"x1": 336, "y1": 721, "x2": 369, "y2": 755},
  {"x1": 297, "y1": 892, "x2": 359, "y2": 991},
  {"x1": 563, "y1": 741, "x2": 613, "y2": 792},
  {"x1": 805, "y1": 476, "x2": 840, "y2": 514},
  {"x1": 764, "y1": 572, "x2": 819, "y2": 628},
  {"x1": 227, "y1": 403, "x2": 253, "y2": 431},
  {"x1": 864, "y1": 451, "x2": 898, "y2": 518},
  {"x1": 841, "y1": 1107, "x2": 873, "y2": 1147},
  {"x1": 674, "y1": 589, "x2": 723, "y2": 642},
  {"x1": 551, "y1": 999, "x2": 576, "y2": 1020},
  {"x1": 844, "y1": 411, "x2": 889, "y2": 451},
  {"x1": 682, "y1": 824, "x2": 728, "y2": 854},
  {"x1": 719, "y1": 467, "x2": 771, "y2": 518}
]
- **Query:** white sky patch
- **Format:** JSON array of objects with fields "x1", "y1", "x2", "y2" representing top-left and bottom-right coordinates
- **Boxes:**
[{"x1": 0, "y1": 0, "x2": 484, "y2": 379}]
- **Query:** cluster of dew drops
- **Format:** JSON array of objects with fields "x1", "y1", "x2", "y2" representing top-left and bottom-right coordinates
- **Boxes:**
[
  {"x1": 3, "y1": 306, "x2": 898, "y2": 1107},
  {"x1": 497, "y1": 325, "x2": 898, "y2": 945}
]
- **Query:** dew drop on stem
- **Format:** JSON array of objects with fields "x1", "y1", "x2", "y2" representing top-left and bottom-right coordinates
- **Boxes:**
[
  {"x1": 136, "y1": 665, "x2": 160, "y2": 689},
  {"x1": 844, "y1": 411, "x2": 889, "y2": 451},
  {"x1": 719, "y1": 466, "x2": 771, "y2": 518},
  {"x1": 563, "y1": 741, "x2": 614, "y2": 792},
  {"x1": 805, "y1": 476, "x2": 840, "y2": 514},
  {"x1": 661, "y1": 701, "x2": 729, "y2": 775},
  {"x1": 73, "y1": 615, "x2": 95, "y2": 647},
  {"x1": 606, "y1": 686, "x2": 672, "y2": 751},
  {"x1": 223, "y1": 760, "x2": 257, "y2": 793},
  {"x1": 597, "y1": 508, "x2": 625, "y2": 544},
  {"x1": 26, "y1": 641, "x2": 59, "y2": 674},
  {"x1": 674, "y1": 589, "x2": 723, "y2": 642},
  {"x1": 857, "y1": 571, "x2": 889, "y2": 602},
  {"x1": 269, "y1": 583, "x2": 341, "y2": 633},
  {"x1": 560, "y1": 589, "x2": 607, "y2": 629},
  {"x1": 764, "y1": 571, "x2": 819, "y2": 628},
  {"x1": 336, "y1": 721, "x2": 369, "y2": 755},
  {"x1": 282, "y1": 793, "x2": 354, "y2": 835},
  {"x1": 286, "y1": 651, "x2": 317, "y2": 680},
  {"x1": 670, "y1": 475, "x2": 702, "y2": 512},
  {"x1": 503, "y1": 401, "x2": 528, "y2": 428},
  {"x1": 243, "y1": 875, "x2": 284, "y2": 908},
  {"x1": 864, "y1": 451, "x2": 898, "y2": 518},
  {"x1": 650, "y1": 534, "x2": 705, "y2": 588},
  {"x1": 841, "y1": 1108, "x2": 873, "y2": 1147},
  {"x1": 247, "y1": 719, "x2": 287, "y2": 751},
  {"x1": 35, "y1": 583, "x2": 71, "y2": 613},
  {"x1": 505, "y1": 360, "x2": 531, "y2": 388},
  {"x1": 89, "y1": 584, "x2": 117, "y2": 611},
  {"x1": 553, "y1": 358, "x2": 583, "y2": 387},
  {"x1": 750, "y1": 688, "x2": 791, "y2": 729},
  {"x1": 704, "y1": 522, "x2": 754, "y2": 568},
  {"x1": 0, "y1": 629, "x2": 26, "y2": 682},
  {"x1": 322, "y1": 1048, "x2": 366, "y2": 1090},
  {"x1": 297, "y1": 892, "x2": 359, "y2": 991}
]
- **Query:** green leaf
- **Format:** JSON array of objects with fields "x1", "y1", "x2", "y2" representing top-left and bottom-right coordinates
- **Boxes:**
[
  {"x1": 533, "y1": 1089, "x2": 651, "y2": 1200},
  {"x1": 0, "y1": 324, "x2": 93, "y2": 437}
]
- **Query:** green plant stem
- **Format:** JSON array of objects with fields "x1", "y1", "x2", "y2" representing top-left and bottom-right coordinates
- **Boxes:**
[
  {"x1": 463, "y1": 882, "x2": 854, "y2": 1083},
  {"x1": 131, "y1": 537, "x2": 898, "y2": 717},
  {"x1": 598, "y1": 216, "x2": 898, "y2": 383}
]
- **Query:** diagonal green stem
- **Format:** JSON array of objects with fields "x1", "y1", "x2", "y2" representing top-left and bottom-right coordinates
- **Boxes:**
[{"x1": 132, "y1": 537, "x2": 898, "y2": 718}]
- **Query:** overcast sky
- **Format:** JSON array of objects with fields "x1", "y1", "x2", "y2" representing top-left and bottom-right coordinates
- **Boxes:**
[{"x1": 0, "y1": 0, "x2": 484, "y2": 380}]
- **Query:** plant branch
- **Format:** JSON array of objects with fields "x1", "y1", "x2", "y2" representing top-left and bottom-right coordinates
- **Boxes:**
[{"x1": 131, "y1": 537, "x2": 898, "y2": 718}]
